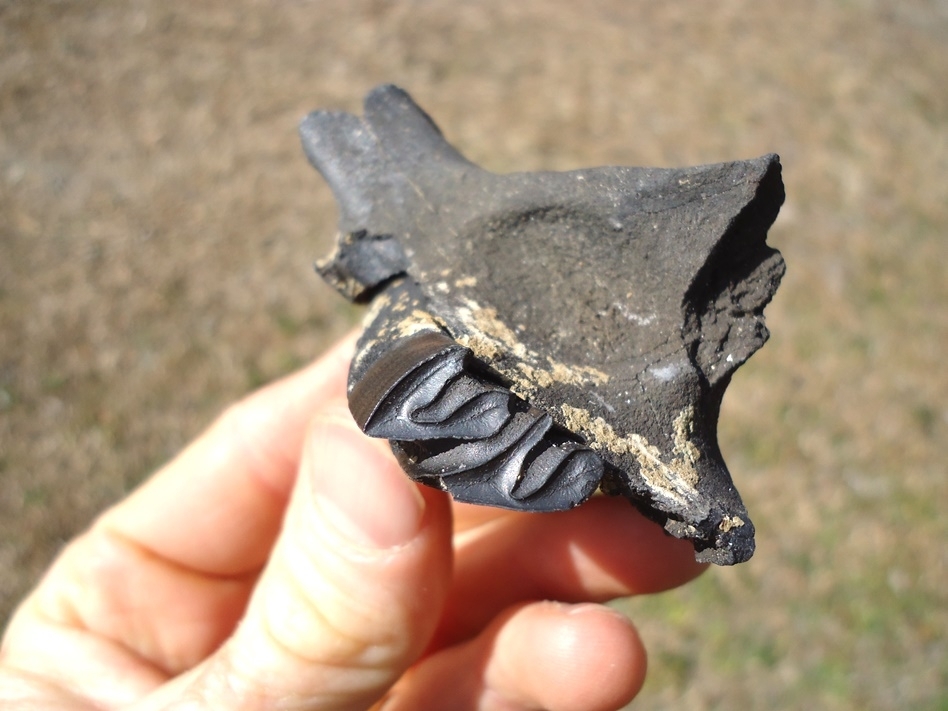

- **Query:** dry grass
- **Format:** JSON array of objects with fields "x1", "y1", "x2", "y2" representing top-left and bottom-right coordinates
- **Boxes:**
[{"x1": 1, "y1": 1, "x2": 946, "y2": 708}]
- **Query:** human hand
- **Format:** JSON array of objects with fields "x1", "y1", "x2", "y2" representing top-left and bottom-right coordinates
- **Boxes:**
[{"x1": 0, "y1": 333, "x2": 705, "y2": 710}]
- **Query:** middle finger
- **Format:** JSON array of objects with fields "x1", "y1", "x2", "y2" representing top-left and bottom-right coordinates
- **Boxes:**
[{"x1": 437, "y1": 496, "x2": 705, "y2": 647}]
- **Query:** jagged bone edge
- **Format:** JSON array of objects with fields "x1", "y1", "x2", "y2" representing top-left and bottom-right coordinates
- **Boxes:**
[{"x1": 349, "y1": 330, "x2": 604, "y2": 511}]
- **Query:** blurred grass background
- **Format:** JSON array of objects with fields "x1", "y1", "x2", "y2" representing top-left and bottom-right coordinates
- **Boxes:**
[{"x1": 1, "y1": 1, "x2": 945, "y2": 708}]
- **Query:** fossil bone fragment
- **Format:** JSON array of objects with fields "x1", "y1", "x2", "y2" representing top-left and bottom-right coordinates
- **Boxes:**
[{"x1": 300, "y1": 85, "x2": 785, "y2": 565}]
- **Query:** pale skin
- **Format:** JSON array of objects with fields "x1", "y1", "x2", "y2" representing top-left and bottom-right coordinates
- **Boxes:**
[{"x1": 0, "y1": 333, "x2": 705, "y2": 710}]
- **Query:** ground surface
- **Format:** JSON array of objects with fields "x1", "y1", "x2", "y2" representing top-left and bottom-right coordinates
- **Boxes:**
[{"x1": 1, "y1": 1, "x2": 946, "y2": 709}]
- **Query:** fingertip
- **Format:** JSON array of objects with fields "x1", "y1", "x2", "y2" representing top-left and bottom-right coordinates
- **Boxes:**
[
  {"x1": 490, "y1": 602, "x2": 647, "y2": 711},
  {"x1": 385, "y1": 601, "x2": 647, "y2": 711},
  {"x1": 639, "y1": 529, "x2": 708, "y2": 591},
  {"x1": 306, "y1": 404, "x2": 429, "y2": 550},
  {"x1": 561, "y1": 604, "x2": 648, "y2": 709},
  {"x1": 556, "y1": 496, "x2": 710, "y2": 595}
]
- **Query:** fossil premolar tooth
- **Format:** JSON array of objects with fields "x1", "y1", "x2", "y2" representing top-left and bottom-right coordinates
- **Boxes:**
[{"x1": 301, "y1": 85, "x2": 785, "y2": 565}]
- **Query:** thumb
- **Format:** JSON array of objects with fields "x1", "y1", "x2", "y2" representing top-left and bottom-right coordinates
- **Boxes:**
[{"x1": 168, "y1": 402, "x2": 453, "y2": 710}]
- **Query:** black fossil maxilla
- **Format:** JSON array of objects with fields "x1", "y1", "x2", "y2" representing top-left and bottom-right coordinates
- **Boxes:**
[{"x1": 301, "y1": 85, "x2": 785, "y2": 565}]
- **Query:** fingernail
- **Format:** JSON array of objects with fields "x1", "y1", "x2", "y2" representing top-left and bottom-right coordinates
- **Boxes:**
[{"x1": 310, "y1": 412, "x2": 426, "y2": 549}]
